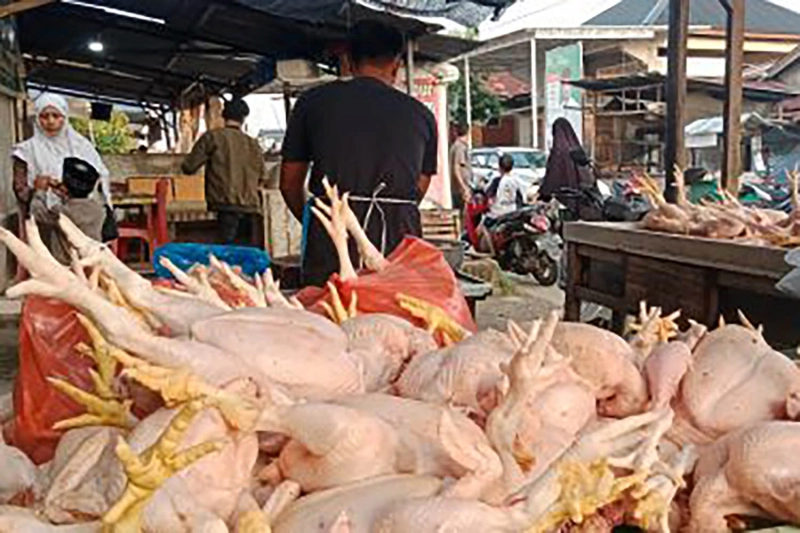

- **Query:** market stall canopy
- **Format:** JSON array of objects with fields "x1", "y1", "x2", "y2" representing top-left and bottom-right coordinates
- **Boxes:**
[
  {"x1": 237, "y1": 0, "x2": 514, "y2": 28},
  {"x1": 17, "y1": 0, "x2": 487, "y2": 107},
  {"x1": 685, "y1": 113, "x2": 772, "y2": 148},
  {"x1": 568, "y1": 73, "x2": 797, "y2": 103}
]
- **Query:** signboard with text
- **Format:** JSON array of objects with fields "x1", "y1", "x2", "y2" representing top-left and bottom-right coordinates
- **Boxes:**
[{"x1": 545, "y1": 43, "x2": 583, "y2": 150}]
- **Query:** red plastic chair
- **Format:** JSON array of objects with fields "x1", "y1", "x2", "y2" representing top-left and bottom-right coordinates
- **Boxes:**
[{"x1": 111, "y1": 178, "x2": 170, "y2": 263}]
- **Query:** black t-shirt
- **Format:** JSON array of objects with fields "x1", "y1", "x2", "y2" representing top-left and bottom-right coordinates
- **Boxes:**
[{"x1": 282, "y1": 76, "x2": 439, "y2": 286}]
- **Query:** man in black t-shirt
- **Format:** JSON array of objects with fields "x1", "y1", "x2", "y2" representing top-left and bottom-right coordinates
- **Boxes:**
[{"x1": 280, "y1": 20, "x2": 438, "y2": 287}]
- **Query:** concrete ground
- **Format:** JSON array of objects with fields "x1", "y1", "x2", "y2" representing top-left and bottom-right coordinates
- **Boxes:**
[{"x1": 475, "y1": 274, "x2": 564, "y2": 331}]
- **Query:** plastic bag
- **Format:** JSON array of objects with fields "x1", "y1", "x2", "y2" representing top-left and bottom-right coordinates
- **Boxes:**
[
  {"x1": 154, "y1": 243, "x2": 270, "y2": 279},
  {"x1": 7, "y1": 297, "x2": 95, "y2": 464},
  {"x1": 297, "y1": 237, "x2": 477, "y2": 341}
]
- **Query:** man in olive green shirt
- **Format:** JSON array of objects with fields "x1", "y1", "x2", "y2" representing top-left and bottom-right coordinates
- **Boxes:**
[{"x1": 181, "y1": 98, "x2": 265, "y2": 245}]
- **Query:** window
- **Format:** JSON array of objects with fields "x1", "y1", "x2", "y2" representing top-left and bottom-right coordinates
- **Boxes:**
[
  {"x1": 487, "y1": 154, "x2": 500, "y2": 170},
  {"x1": 472, "y1": 154, "x2": 487, "y2": 168}
]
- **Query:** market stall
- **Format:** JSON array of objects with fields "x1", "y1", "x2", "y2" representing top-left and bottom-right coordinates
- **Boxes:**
[{"x1": 564, "y1": 220, "x2": 800, "y2": 348}]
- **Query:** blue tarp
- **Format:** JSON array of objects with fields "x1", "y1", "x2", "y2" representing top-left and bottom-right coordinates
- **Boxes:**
[{"x1": 153, "y1": 243, "x2": 271, "y2": 280}]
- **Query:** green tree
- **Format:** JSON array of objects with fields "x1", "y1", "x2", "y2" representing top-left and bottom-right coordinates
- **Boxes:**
[
  {"x1": 70, "y1": 111, "x2": 135, "y2": 155},
  {"x1": 448, "y1": 75, "x2": 502, "y2": 126}
]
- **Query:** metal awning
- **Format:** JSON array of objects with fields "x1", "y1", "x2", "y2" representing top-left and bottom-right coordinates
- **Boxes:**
[
  {"x1": 16, "y1": 0, "x2": 487, "y2": 107},
  {"x1": 569, "y1": 73, "x2": 796, "y2": 103},
  {"x1": 238, "y1": 0, "x2": 515, "y2": 28}
]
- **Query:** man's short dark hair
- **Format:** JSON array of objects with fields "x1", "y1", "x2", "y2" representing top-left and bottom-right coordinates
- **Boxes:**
[
  {"x1": 223, "y1": 98, "x2": 250, "y2": 123},
  {"x1": 455, "y1": 122, "x2": 469, "y2": 137},
  {"x1": 499, "y1": 154, "x2": 514, "y2": 174},
  {"x1": 348, "y1": 20, "x2": 405, "y2": 66}
]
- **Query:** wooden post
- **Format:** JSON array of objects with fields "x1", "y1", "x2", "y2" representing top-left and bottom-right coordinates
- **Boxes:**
[
  {"x1": 722, "y1": 0, "x2": 745, "y2": 193},
  {"x1": 464, "y1": 57, "x2": 473, "y2": 149},
  {"x1": 0, "y1": 0, "x2": 53, "y2": 18},
  {"x1": 664, "y1": 0, "x2": 690, "y2": 204}
]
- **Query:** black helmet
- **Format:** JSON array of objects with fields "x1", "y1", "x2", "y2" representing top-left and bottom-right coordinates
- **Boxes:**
[{"x1": 62, "y1": 157, "x2": 100, "y2": 199}]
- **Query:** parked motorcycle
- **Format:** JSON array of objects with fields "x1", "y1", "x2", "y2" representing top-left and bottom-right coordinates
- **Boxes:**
[{"x1": 464, "y1": 192, "x2": 561, "y2": 286}]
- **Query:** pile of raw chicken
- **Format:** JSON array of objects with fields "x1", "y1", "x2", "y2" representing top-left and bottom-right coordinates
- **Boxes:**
[
  {"x1": 636, "y1": 169, "x2": 800, "y2": 247},
  {"x1": 0, "y1": 182, "x2": 798, "y2": 533}
]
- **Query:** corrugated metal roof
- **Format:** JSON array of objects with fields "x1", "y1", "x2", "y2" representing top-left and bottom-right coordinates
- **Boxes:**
[{"x1": 585, "y1": 0, "x2": 800, "y2": 35}]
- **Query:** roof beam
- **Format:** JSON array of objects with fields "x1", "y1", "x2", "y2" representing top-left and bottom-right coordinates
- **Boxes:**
[{"x1": 0, "y1": 0, "x2": 54, "y2": 19}]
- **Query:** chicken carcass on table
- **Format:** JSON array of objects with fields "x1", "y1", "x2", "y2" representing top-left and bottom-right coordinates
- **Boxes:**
[
  {"x1": 671, "y1": 319, "x2": 800, "y2": 445},
  {"x1": 636, "y1": 168, "x2": 800, "y2": 248}
]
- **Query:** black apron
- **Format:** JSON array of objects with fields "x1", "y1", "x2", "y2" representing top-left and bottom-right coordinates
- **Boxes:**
[{"x1": 301, "y1": 181, "x2": 421, "y2": 288}]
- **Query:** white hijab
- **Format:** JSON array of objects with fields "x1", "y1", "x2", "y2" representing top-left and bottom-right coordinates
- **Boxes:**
[{"x1": 13, "y1": 93, "x2": 111, "y2": 205}]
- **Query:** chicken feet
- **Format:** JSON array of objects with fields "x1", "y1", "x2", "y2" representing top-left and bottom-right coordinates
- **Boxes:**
[{"x1": 103, "y1": 400, "x2": 224, "y2": 532}]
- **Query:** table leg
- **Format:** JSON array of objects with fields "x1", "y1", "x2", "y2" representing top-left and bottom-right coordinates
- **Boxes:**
[{"x1": 564, "y1": 243, "x2": 581, "y2": 322}]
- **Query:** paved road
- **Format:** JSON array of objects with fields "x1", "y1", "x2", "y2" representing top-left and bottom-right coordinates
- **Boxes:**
[{"x1": 475, "y1": 274, "x2": 564, "y2": 331}]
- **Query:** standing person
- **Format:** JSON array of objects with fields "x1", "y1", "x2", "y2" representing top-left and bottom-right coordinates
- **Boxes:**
[
  {"x1": 280, "y1": 20, "x2": 438, "y2": 287},
  {"x1": 540, "y1": 117, "x2": 592, "y2": 200},
  {"x1": 13, "y1": 93, "x2": 112, "y2": 261},
  {"x1": 181, "y1": 97, "x2": 265, "y2": 246},
  {"x1": 450, "y1": 122, "x2": 472, "y2": 211}
]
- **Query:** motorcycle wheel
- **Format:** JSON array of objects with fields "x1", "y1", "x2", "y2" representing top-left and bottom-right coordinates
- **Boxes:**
[{"x1": 533, "y1": 252, "x2": 559, "y2": 287}]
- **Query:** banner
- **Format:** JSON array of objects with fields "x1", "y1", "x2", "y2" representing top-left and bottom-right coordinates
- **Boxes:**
[{"x1": 545, "y1": 43, "x2": 583, "y2": 150}]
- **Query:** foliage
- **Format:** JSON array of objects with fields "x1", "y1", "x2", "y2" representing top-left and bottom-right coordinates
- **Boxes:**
[
  {"x1": 70, "y1": 111, "x2": 135, "y2": 155},
  {"x1": 448, "y1": 75, "x2": 503, "y2": 126}
]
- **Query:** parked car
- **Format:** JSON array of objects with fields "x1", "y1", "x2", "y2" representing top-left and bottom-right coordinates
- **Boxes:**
[{"x1": 470, "y1": 147, "x2": 547, "y2": 197}]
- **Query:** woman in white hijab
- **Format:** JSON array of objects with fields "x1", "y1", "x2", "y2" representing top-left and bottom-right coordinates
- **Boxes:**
[
  {"x1": 13, "y1": 93, "x2": 111, "y2": 210},
  {"x1": 12, "y1": 93, "x2": 112, "y2": 261}
]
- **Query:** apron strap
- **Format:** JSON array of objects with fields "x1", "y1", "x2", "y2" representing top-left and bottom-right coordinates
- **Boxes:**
[{"x1": 302, "y1": 181, "x2": 416, "y2": 269}]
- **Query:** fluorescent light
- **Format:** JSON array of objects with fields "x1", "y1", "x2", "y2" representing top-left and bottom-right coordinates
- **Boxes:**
[
  {"x1": 62, "y1": 0, "x2": 166, "y2": 25},
  {"x1": 88, "y1": 40, "x2": 104, "y2": 53}
]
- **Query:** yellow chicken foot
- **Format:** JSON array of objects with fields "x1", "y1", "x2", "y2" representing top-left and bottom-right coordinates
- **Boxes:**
[
  {"x1": 321, "y1": 283, "x2": 358, "y2": 325},
  {"x1": 115, "y1": 350, "x2": 261, "y2": 432},
  {"x1": 76, "y1": 315, "x2": 119, "y2": 400},
  {"x1": 49, "y1": 378, "x2": 134, "y2": 430},
  {"x1": 397, "y1": 293, "x2": 468, "y2": 345},
  {"x1": 528, "y1": 459, "x2": 648, "y2": 533},
  {"x1": 237, "y1": 511, "x2": 272, "y2": 533},
  {"x1": 102, "y1": 400, "x2": 225, "y2": 533}
]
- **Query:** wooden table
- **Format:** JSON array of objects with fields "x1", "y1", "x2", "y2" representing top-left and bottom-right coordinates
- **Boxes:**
[{"x1": 564, "y1": 221, "x2": 800, "y2": 348}]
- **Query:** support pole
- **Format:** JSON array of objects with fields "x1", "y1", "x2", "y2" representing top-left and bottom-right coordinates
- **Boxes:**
[
  {"x1": 406, "y1": 38, "x2": 415, "y2": 96},
  {"x1": 283, "y1": 83, "x2": 292, "y2": 121},
  {"x1": 530, "y1": 38, "x2": 539, "y2": 149},
  {"x1": 464, "y1": 57, "x2": 472, "y2": 149},
  {"x1": 664, "y1": 0, "x2": 690, "y2": 203},
  {"x1": 722, "y1": 0, "x2": 745, "y2": 192}
]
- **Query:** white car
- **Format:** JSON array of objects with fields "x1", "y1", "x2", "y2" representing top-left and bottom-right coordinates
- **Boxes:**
[{"x1": 470, "y1": 147, "x2": 547, "y2": 198}]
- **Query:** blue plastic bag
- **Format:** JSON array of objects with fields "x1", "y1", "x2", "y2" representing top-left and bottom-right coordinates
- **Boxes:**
[{"x1": 153, "y1": 243, "x2": 271, "y2": 279}]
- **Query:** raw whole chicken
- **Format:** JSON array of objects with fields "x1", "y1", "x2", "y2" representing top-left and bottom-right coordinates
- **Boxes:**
[
  {"x1": 689, "y1": 421, "x2": 800, "y2": 532},
  {"x1": 548, "y1": 322, "x2": 649, "y2": 417},
  {"x1": 673, "y1": 322, "x2": 800, "y2": 444},
  {"x1": 3, "y1": 181, "x2": 800, "y2": 533},
  {"x1": 636, "y1": 169, "x2": 800, "y2": 247},
  {"x1": 394, "y1": 329, "x2": 516, "y2": 418},
  {"x1": 272, "y1": 475, "x2": 442, "y2": 533}
]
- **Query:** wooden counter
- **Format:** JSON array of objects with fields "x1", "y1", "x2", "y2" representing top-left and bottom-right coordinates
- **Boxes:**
[{"x1": 563, "y1": 221, "x2": 799, "y2": 348}]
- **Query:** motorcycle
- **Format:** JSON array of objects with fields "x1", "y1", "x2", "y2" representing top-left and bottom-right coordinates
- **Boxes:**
[{"x1": 464, "y1": 191, "x2": 561, "y2": 286}]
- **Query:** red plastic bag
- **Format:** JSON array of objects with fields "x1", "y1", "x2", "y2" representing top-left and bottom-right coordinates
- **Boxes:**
[
  {"x1": 8, "y1": 297, "x2": 94, "y2": 464},
  {"x1": 297, "y1": 237, "x2": 477, "y2": 341}
]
